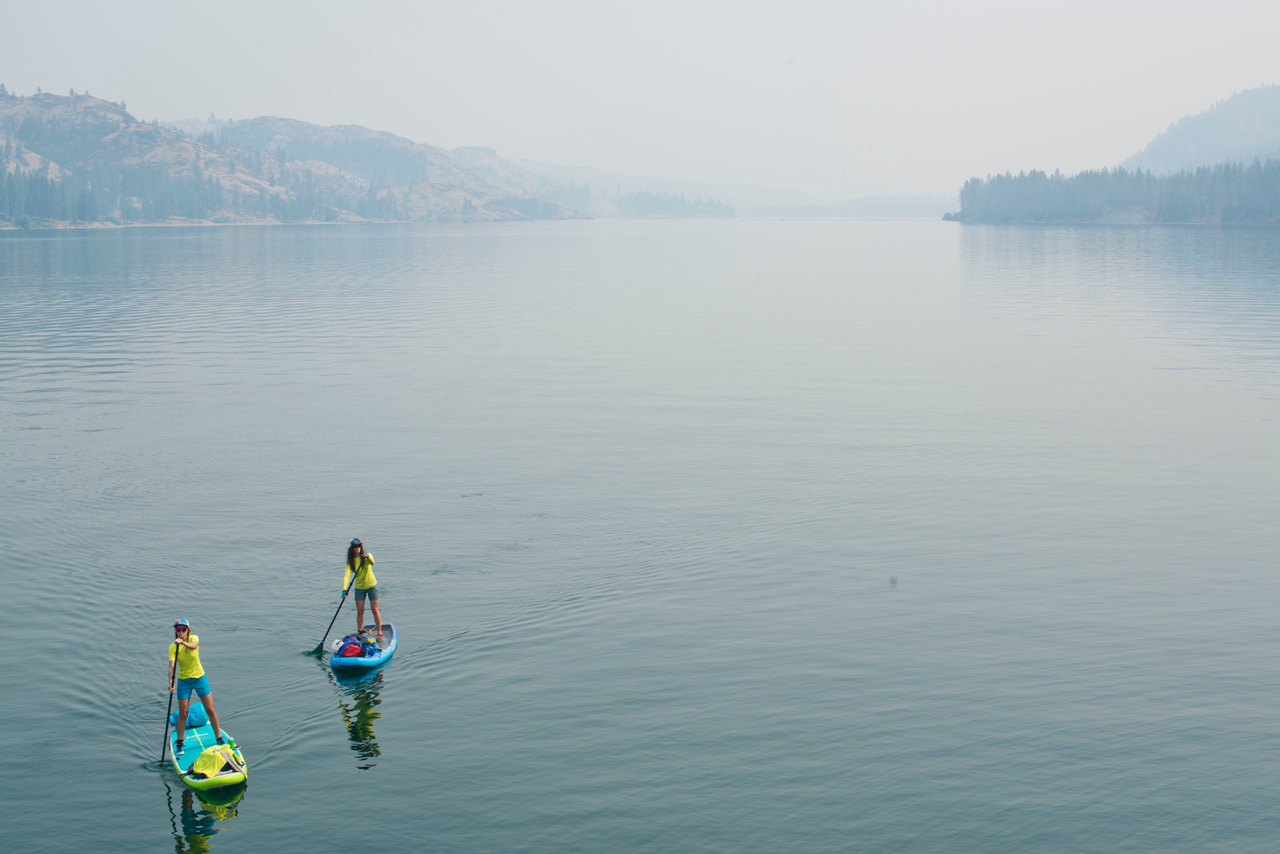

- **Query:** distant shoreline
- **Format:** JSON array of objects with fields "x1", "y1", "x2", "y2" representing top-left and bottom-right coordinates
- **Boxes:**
[
  {"x1": 2, "y1": 213, "x2": 965, "y2": 231},
  {"x1": 942, "y1": 215, "x2": 1280, "y2": 227},
  {"x1": 951, "y1": 164, "x2": 1280, "y2": 226},
  {"x1": 2, "y1": 217, "x2": 394, "y2": 231}
]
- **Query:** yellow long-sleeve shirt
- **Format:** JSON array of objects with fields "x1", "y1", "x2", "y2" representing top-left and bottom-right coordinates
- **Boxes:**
[{"x1": 343, "y1": 554, "x2": 377, "y2": 591}]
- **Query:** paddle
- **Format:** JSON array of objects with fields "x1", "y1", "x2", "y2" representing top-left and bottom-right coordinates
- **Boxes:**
[
  {"x1": 160, "y1": 643, "x2": 176, "y2": 765},
  {"x1": 313, "y1": 573, "x2": 358, "y2": 653}
]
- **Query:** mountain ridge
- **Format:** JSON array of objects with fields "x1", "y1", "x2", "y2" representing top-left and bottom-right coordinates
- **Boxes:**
[
  {"x1": 948, "y1": 84, "x2": 1280, "y2": 224},
  {"x1": 2, "y1": 88, "x2": 942, "y2": 226},
  {"x1": 0, "y1": 91, "x2": 581, "y2": 225},
  {"x1": 1122, "y1": 86, "x2": 1280, "y2": 175}
]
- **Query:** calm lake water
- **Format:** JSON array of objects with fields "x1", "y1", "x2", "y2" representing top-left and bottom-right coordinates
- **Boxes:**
[{"x1": 2, "y1": 220, "x2": 1280, "y2": 852}]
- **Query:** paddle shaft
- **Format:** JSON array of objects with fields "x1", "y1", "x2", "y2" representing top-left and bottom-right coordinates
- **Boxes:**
[
  {"x1": 160, "y1": 644, "x2": 176, "y2": 764},
  {"x1": 314, "y1": 573, "x2": 358, "y2": 652}
]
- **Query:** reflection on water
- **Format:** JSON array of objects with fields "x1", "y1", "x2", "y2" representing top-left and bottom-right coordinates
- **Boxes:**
[
  {"x1": 163, "y1": 780, "x2": 245, "y2": 854},
  {"x1": 959, "y1": 224, "x2": 1280, "y2": 364},
  {"x1": 329, "y1": 669, "x2": 384, "y2": 770},
  {"x1": 9, "y1": 222, "x2": 1280, "y2": 852}
]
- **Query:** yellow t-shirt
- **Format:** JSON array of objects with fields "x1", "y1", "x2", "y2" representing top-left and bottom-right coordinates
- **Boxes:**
[
  {"x1": 343, "y1": 554, "x2": 377, "y2": 591},
  {"x1": 169, "y1": 635, "x2": 205, "y2": 680}
]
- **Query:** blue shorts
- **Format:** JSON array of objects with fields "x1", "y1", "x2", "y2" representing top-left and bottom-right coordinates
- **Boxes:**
[
  {"x1": 176, "y1": 675, "x2": 211, "y2": 700},
  {"x1": 355, "y1": 585, "x2": 379, "y2": 601}
]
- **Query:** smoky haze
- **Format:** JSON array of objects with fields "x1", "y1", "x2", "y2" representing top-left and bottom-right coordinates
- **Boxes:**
[{"x1": 4, "y1": 0, "x2": 1280, "y2": 199}]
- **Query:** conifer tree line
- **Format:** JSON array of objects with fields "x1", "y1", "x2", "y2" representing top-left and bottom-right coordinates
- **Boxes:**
[
  {"x1": 950, "y1": 162, "x2": 1280, "y2": 223},
  {"x1": 0, "y1": 159, "x2": 356, "y2": 225},
  {"x1": 1, "y1": 160, "x2": 227, "y2": 224},
  {"x1": 1, "y1": 137, "x2": 373, "y2": 225}
]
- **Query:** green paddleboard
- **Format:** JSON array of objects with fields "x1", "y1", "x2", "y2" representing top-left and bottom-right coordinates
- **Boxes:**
[{"x1": 169, "y1": 722, "x2": 247, "y2": 790}]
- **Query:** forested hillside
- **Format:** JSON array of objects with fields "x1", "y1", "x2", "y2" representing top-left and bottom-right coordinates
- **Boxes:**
[
  {"x1": 948, "y1": 162, "x2": 1280, "y2": 224},
  {"x1": 1123, "y1": 86, "x2": 1280, "y2": 175},
  {"x1": 945, "y1": 84, "x2": 1280, "y2": 225},
  {"x1": 0, "y1": 89, "x2": 578, "y2": 226}
]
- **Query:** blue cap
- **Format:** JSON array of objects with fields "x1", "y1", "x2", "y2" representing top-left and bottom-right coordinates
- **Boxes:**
[
  {"x1": 174, "y1": 618, "x2": 190, "y2": 627},
  {"x1": 350, "y1": 538, "x2": 362, "y2": 547}
]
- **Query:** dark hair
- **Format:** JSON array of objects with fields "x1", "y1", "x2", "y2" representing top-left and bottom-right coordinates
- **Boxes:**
[{"x1": 347, "y1": 542, "x2": 363, "y2": 570}]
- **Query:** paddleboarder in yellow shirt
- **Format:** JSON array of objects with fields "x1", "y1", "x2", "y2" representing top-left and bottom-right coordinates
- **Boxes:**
[
  {"x1": 343, "y1": 538, "x2": 384, "y2": 639},
  {"x1": 168, "y1": 619, "x2": 225, "y2": 755}
]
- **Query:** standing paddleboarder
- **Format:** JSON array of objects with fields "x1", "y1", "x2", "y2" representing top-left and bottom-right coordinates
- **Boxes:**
[
  {"x1": 168, "y1": 619, "x2": 225, "y2": 755},
  {"x1": 343, "y1": 538, "x2": 384, "y2": 639}
]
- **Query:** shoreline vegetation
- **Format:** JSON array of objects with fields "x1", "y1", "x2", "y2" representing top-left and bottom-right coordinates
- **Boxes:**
[
  {"x1": 946, "y1": 161, "x2": 1280, "y2": 225},
  {"x1": 0, "y1": 198, "x2": 734, "y2": 229},
  {"x1": 0, "y1": 198, "x2": 736, "y2": 230},
  {"x1": 0, "y1": 88, "x2": 735, "y2": 228}
]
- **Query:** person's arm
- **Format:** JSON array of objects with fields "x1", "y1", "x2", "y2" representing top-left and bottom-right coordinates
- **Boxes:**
[
  {"x1": 343, "y1": 564, "x2": 352, "y2": 596},
  {"x1": 168, "y1": 643, "x2": 178, "y2": 690}
]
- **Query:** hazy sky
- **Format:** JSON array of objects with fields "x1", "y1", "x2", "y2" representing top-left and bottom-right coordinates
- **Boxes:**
[{"x1": 5, "y1": 0, "x2": 1280, "y2": 198}]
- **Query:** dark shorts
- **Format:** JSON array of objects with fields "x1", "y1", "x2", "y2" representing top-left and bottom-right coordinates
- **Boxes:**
[{"x1": 355, "y1": 585, "x2": 379, "y2": 601}]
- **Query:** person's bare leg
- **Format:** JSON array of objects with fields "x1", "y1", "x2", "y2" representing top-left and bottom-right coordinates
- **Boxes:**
[
  {"x1": 371, "y1": 600, "x2": 384, "y2": 638},
  {"x1": 356, "y1": 599, "x2": 366, "y2": 633},
  {"x1": 176, "y1": 697, "x2": 190, "y2": 748},
  {"x1": 199, "y1": 693, "x2": 223, "y2": 743}
]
